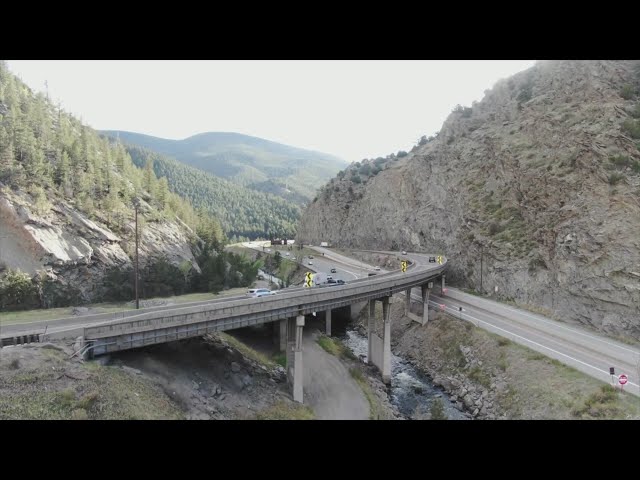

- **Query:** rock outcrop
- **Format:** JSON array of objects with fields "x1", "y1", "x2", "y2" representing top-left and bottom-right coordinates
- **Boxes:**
[
  {"x1": 297, "y1": 60, "x2": 640, "y2": 339},
  {"x1": 0, "y1": 188, "x2": 198, "y2": 303}
]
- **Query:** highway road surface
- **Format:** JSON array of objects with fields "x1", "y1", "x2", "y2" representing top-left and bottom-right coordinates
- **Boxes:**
[{"x1": 309, "y1": 248, "x2": 640, "y2": 397}]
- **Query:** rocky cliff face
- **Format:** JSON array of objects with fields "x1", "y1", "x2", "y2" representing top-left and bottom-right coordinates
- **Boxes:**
[
  {"x1": 297, "y1": 60, "x2": 640, "y2": 340},
  {"x1": 0, "y1": 187, "x2": 199, "y2": 303}
]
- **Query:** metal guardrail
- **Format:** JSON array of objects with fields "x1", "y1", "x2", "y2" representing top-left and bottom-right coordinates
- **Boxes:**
[{"x1": 1, "y1": 333, "x2": 41, "y2": 347}]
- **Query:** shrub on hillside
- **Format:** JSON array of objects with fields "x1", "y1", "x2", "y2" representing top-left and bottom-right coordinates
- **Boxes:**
[
  {"x1": 622, "y1": 119, "x2": 640, "y2": 139},
  {"x1": 0, "y1": 269, "x2": 40, "y2": 311},
  {"x1": 608, "y1": 173, "x2": 624, "y2": 185},
  {"x1": 621, "y1": 84, "x2": 636, "y2": 100}
]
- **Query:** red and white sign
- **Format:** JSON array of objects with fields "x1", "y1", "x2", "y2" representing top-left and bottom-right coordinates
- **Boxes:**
[{"x1": 618, "y1": 374, "x2": 628, "y2": 385}]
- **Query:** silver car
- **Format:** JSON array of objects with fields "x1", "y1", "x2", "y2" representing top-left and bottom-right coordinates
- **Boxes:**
[{"x1": 247, "y1": 288, "x2": 276, "y2": 298}]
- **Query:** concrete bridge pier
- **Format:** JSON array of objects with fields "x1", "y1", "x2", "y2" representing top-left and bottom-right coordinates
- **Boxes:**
[
  {"x1": 441, "y1": 275, "x2": 446, "y2": 295},
  {"x1": 325, "y1": 308, "x2": 332, "y2": 336},
  {"x1": 367, "y1": 299, "x2": 376, "y2": 365},
  {"x1": 381, "y1": 296, "x2": 392, "y2": 384},
  {"x1": 405, "y1": 288, "x2": 411, "y2": 314},
  {"x1": 421, "y1": 282, "x2": 432, "y2": 325},
  {"x1": 279, "y1": 319, "x2": 287, "y2": 352},
  {"x1": 286, "y1": 315, "x2": 305, "y2": 403},
  {"x1": 367, "y1": 297, "x2": 392, "y2": 384}
]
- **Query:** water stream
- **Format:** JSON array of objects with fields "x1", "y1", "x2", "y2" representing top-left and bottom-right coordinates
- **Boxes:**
[{"x1": 340, "y1": 329, "x2": 469, "y2": 420}]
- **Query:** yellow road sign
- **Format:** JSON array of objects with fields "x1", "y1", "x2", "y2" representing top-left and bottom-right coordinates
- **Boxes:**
[
  {"x1": 305, "y1": 272, "x2": 313, "y2": 287},
  {"x1": 401, "y1": 260, "x2": 407, "y2": 272},
  {"x1": 437, "y1": 255, "x2": 443, "y2": 265}
]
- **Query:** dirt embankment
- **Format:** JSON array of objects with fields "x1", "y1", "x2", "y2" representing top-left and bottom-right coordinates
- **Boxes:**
[
  {"x1": 354, "y1": 302, "x2": 640, "y2": 420},
  {"x1": 0, "y1": 334, "x2": 310, "y2": 420}
]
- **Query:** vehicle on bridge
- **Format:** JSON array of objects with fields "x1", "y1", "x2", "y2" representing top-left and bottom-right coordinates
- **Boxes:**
[
  {"x1": 428, "y1": 256, "x2": 436, "y2": 263},
  {"x1": 402, "y1": 250, "x2": 407, "y2": 255},
  {"x1": 330, "y1": 268, "x2": 337, "y2": 273},
  {"x1": 308, "y1": 261, "x2": 313, "y2": 265},
  {"x1": 375, "y1": 266, "x2": 380, "y2": 271},
  {"x1": 247, "y1": 288, "x2": 277, "y2": 298}
]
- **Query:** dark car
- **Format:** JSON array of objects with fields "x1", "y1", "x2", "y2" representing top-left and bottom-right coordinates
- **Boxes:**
[
  {"x1": 428, "y1": 256, "x2": 436, "y2": 263},
  {"x1": 368, "y1": 273, "x2": 377, "y2": 276},
  {"x1": 336, "y1": 279, "x2": 346, "y2": 284},
  {"x1": 330, "y1": 268, "x2": 337, "y2": 273},
  {"x1": 327, "y1": 278, "x2": 337, "y2": 284}
]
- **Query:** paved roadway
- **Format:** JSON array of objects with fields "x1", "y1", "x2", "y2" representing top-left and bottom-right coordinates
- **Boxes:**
[
  {"x1": 6, "y1": 243, "x2": 637, "y2": 398},
  {"x1": 0, "y1": 245, "x2": 397, "y2": 339},
  {"x1": 312, "y1": 248, "x2": 640, "y2": 397},
  {"x1": 283, "y1": 247, "x2": 640, "y2": 397}
]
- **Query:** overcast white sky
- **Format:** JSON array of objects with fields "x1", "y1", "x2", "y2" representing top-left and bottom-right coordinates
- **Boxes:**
[{"x1": 8, "y1": 60, "x2": 536, "y2": 163}]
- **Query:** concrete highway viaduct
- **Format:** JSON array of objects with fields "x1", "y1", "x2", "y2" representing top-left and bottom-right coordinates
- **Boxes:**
[{"x1": 1, "y1": 258, "x2": 447, "y2": 404}]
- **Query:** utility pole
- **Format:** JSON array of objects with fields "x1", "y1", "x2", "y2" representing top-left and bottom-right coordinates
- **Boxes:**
[
  {"x1": 133, "y1": 198, "x2": 140, "y2": 310},
  {"x1": 480, "y1": 245, "x2": 483, "y2": 294}
]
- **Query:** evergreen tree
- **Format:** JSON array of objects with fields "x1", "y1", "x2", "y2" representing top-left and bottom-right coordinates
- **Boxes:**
[{"x1": 143, "y1": 157, "x2": 155, "y2": 197}]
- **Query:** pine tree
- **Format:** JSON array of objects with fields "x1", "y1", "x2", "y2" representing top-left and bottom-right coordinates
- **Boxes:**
[
  {"x1": 56, "y1": 150, "x2": 72, "y2": 195},
  {"x1": 157, "y1": 176, "x2": 169, "y2": 209},
  {"x1": 0, "y1": 125, "x2": 15, "y2": 176},
  {"x1": 143, "y1": 157, "x2": 156, "y2": 198}
]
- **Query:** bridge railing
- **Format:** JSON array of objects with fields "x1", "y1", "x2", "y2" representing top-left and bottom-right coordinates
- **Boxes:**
[{"x1": 83, "y1": 261, "x2": 447, "y2": 340}]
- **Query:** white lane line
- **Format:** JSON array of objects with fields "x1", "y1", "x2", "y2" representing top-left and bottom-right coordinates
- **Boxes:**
[
  {"x1": 337, "y1": 267, "x2": 361, "y2": 279},
  {"x1": 425, "y1": 299, "x2": 639, "y2": 391},
  {"x1": 447, "y1": 288, "x2": 640, "y2": 356},
  {"x1": 434, "y1": 297, "x2": 635, "y2": 369}
]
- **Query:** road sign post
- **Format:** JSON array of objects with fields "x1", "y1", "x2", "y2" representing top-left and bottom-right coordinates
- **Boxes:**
[
  {"x1": 610, "y1": 367, "x2": 615, "y2": 386},
  {"x1": 304, "y1": 272, "x2": 313, "y2": 288},
  {"x1": 618, "y1": 373, "x2": 628, "y2": 391}
]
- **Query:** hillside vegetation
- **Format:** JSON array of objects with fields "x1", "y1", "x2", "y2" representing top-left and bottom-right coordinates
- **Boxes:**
[
  {"x1": 0, "y1": 61, "x2": 261, "y2": 310},
  {"x1": 121, "y1": 145, "x2": 301, "y2": 240},
  {"x1": 102, "y1": 130, "x2": 347, "y2": 204}
]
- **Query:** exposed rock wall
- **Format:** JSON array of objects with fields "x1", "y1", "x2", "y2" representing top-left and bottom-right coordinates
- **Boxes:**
[
  {"x1": 298, "y1": 60, "x2": 640, "y2": 339},
  {"x1": 0, "y1": 188, "x2": 199, "y2": 303}
]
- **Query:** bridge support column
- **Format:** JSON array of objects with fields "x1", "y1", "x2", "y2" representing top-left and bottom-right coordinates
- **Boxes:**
[
  {"x1": 382, "y1": 296, "x2": 392, "y2": 384},
  {"x1": 286, "y1": 315, "x2": 305, "y2": 403},
  {"x1": 325, "y1": 308, "x2": 332, "y2": 336},
  {"x1": 441, "y1": 275, "x2": 446, "y2": 295},
  {"x1": 279, "y1": 319, "x2": 287, "y2": 352},
  {"x1": 367, "y1": 299, "x2": 376, "y2": 365},
  {"x1": 405, "y1": 288, "x2": 411, "y2": 314},
  {"x1": 421, "y1": 283, "x2": 431, "y2": 325},
  {"x1": 293, "y1": 315, "x2": 305, "y2": 403}
]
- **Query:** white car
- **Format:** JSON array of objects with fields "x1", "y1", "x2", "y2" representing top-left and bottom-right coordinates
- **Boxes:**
[
  {"x1": 247, "y1": 288, "x2": 276, "y2": 298},
  {"x1": 402, "y1": 251, "x2": 407, "y2": 255},
  {"x1": 285, "y1": 252, "x2": 290, "y2": 256},
  {"x1": 375, "y1": 266, "x2": 380, "y2": 271},
  {"x1": 308, "y1": 261, "x2": 313, "y2": 265}
]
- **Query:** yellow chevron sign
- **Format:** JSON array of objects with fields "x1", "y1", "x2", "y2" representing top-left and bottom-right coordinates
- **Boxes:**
[
  {"x1": 401, "y1": 260, "x2": 408, "y2": 272},
  {"x1": 304, "y1": 272, "x2": 313, "y2": 287},
  {"x1": 437, "y1": 255, "x2": 443, "y2": 265}
]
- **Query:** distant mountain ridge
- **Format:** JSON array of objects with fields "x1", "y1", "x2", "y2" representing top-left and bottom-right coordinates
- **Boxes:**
[
  {"x1": 118, "y1": 144, "x2": 301, "y2": 240},
  {"x1": 101, "y1": 130, "x2": 347, "y2": 204}
]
